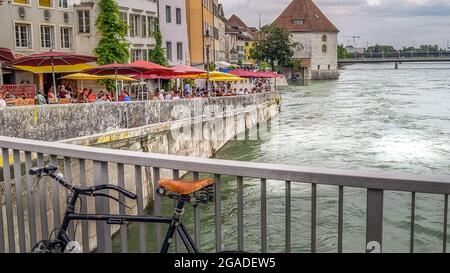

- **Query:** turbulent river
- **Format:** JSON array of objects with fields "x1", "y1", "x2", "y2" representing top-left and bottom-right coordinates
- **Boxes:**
[{"x1": 113, "y1": 62, "x2": 450, "y2": 253}]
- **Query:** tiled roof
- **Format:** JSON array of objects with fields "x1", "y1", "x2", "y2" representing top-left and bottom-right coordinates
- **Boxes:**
[
  {"x1": 227, "y1": 15, "x2": 249, "y2": 31},
  {"x1": 273, "y1": 0, "x2": 339, "y2": 33}
]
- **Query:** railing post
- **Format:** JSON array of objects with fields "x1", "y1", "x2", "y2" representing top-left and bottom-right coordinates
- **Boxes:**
[{"x1": 366, "y1": 189, "x2": 384, "y2": 253}]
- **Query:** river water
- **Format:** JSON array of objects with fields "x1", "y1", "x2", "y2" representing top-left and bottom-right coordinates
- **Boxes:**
[{"x1": 113, "y1": 62, "x2": 450, "y2": 253}]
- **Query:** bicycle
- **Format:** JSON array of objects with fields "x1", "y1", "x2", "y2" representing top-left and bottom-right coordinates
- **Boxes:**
[{"x1": 29, "y1": 164, "x2": 215, "y2": 253}]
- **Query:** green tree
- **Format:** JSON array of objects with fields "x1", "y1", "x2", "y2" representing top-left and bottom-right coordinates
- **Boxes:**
[
  {"x1": 148, "y1": 26, "x2": 169, "y2": 66},
  {"x1": 338, "y1": 44, "x2": 352, "y2": 59},
  {"x1": 94, "y1": 0, "x2": 129, "y2": 65},
  {"x1": 367, "y1": 44, "x2": 397, "y2": 54},
  {"x1": 250, "y1": 25, "x2": 297, "y2": 70},
  {"x1": 94, "y1": 0, "x2": 129, "y2": 90}
]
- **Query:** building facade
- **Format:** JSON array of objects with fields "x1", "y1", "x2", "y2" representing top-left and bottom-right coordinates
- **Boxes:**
[
  {"x1": 225, "y1": 14, "x2": 254, "y2": 66},
  {"x1": 159, "y1": 0, "x2": 190, "y2": 65},
  {"x1": 185, "y1": 0, "x2": 218, "y2": 69},
  {"x1": 0, "y1": 0, "x2": 77, "y2": 83},
  {"x1": 214, "y1": 3, "x2": 226, "y2": 63},
  {"x1": 75, "y1": 0, "x2": 158, "y2": 63},
  {"x1": 273, "y1": 0, "x2": 339, "y2": 80}
]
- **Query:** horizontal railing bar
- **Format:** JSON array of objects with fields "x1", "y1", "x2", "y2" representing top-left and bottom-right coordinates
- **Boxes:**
[{"x1": 1, "y1": 136, "x2": 450, "y2": 194}]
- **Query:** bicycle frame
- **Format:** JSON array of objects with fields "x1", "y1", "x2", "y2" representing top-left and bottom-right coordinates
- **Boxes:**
[{"x1": 56, "y1": 189, "x2": 200, "y2": 253}]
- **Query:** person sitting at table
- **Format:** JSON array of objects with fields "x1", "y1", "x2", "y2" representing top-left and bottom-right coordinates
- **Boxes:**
[
  {"x1": 4, "y1": 91, "x2": 15, "y2": 99},
  {"x1": 165, "y1": 90, "x2": 173, "y2": 100},
  {"x1": 0, "y1": 92, "x2": 7, "y2": 108},
  {"x1": 65, "y1": 84, "x2": 73, "y2": 96},
  {"x1": 76, "y1": 89, "x2": 86, "y2": 103},
  {"x1": 21, "y1": 92, "x2": 29, "y2": 100},
  {"x1": 119, "y1": 90, "x2": 131, "y2": 102},
  {"x1": 151, "y1": 89, "x2": 161, "y2": 100},
  {"x1": 172, "y1": 91, "x2": 181, "y2": 101},
  {"x1": 95, "y1": 92, "x2": 108, "y2": 103},
  {"x1": 35, "y1": 90, "x2": 46, "y2": 105},
  {"x1": 105, "y1": 90, "x2": 113, "y2": 102},
  {"x1": 47, "y1": 89, "x2": 56, "y2": 101},
  {"x1": 87, "y1": 89, "x2": 97, "y2": 102},
  {"x1": 60, "y1": 85, "x2": 70, "y2": 99}
]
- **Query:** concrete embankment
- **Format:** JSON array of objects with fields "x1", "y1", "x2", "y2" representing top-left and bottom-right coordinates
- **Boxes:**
[{"x1": 0, "y1": 92, "x2": 277, "y2": 141}]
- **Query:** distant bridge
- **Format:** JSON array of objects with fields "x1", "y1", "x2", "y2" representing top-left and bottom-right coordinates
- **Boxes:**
[
  {"x1": 338, "y1": 52, "x2": 450, "y2": 65},
  {"x1": 339, "y1": 57, "x2": 450, "y2": 64}
]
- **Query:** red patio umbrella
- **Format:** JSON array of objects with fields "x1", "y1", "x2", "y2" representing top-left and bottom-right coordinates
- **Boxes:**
[
  {"x1": 170, "y1": 64, "x2": 205, "y2": 75},
  {"x1": 83, "y1": 63, "x2": 160, "y2": 101},
  {"x1": 13, "y1": 50, "x2": 97, "y2": 97},
  {"x1": 131, "y1": 74, "x2": 176, "y2": 80},
  {"x1": 230, "y1": 69, "x2": 265, "y2": 78},
  {"x1": 129, "y1": 61, "x2": 175, "y2": 97},
  {"x1": 0, "y1": 48, "x2": 15, "y2": 63}
]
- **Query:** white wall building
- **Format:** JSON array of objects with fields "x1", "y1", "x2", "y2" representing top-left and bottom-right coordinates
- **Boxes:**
[
  {"x1": 158, "y1": 0, "x2": 189, "y2": 65},
  {"x1": 75, "y1": 0, "x2": 158, "y2": 62},
  {"x1": 0, "y1": 0, "x2": 77, "y2": 84},
  {"x1": 273, "y1": 0, "x2": 339, "y2": 80}
]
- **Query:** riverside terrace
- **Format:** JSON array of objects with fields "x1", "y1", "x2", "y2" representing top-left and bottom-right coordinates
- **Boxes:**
[{"x1": 0, "y1": 78, "x2": 274, "y2": 107}]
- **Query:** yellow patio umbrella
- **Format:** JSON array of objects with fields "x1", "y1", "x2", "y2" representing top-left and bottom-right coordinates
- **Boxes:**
[
  {"x1": 60, "y1": 73, "x2": 103, "y2": 90},
  {"x1": 99, "y1": 75, "x2": 137, "y2": 81},
  {"x1": 209, "y1": 76, "x2": 246, "y2": 82},
  {"x1": 13, "y1": 63, "x2": 96, "y2": 74},
  {"x1": 187, "y1": 71, "x2": 237, "y2": 80}
]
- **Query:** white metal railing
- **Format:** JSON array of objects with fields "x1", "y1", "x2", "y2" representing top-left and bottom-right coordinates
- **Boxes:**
[{"x1": 0, "y1": 136, "x2": 449, "y2": 253}]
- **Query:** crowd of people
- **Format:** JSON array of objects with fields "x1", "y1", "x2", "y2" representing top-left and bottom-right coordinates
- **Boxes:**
[{"x1": 0, "y1": 79, "x2": 273, "y2": 107}]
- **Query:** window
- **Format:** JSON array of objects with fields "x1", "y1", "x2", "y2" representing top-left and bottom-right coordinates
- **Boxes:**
[
  {"x1": 119, "y1": 12, "x2": 128, "y2": 35},
  {"x1": 322, "y1": 35, "x2": 327, "y2": 42},
  {"x1": 130, "y1": 14, "x2": 140, "y2": 37},
  {"x1": 322, "y1": 44, "x2": 327, "y2": 53},
  {"x1": 39, "y1": 0, "x2": 53, "y2": 8},
  {"x1": 60, "y1": 27, "x2": 73, "y2": 49},
  {"x1": 58, "y1": 0, "x2": 68, "y2": 8},
  {"x1": 131, "y1": 49, "x2": 142, "y2": 62},
  {"x1": 142, "y1": 49, "x2": 148, "y2": 61},
  {"x1": 213, "y1": 27, "x2": 219, "y2": 40},
  {"x1": 328, "y1": 64, "x2": 331, "y2": 70},
  {"x1": 13, "y1": 0, "x2": 30, "y2": 5},
  {"x1": 293, "y1": 19, "x2": 304, "y2": 25},
  {"x1": 165, "y1": 5, "x2": 171, "y2": 23},
  {"x1": 176, "y1": 8, "x2": 181, "y2": 25},
  {"x1": 40, "y1": 25, "x2": 55, "y2": 49},
  {"x1": 166, "y1": 41, "x2": 172, "y2": 61},
  {"x1": 78, "y1": 10, "x2": 90, "y2": 33},
  {"x1": 142, "y1": 16, "x2": 147, "y2": 38},
  {"x1": 148, "y1": 16, "x2": 156, "y2": 37},
  {"x1": 177, "y1": 42, "x2": 183, "y2": 61},
  {"x1": 15, "y1": 23, "x2": 32, "y2": 48},
  {"x1": 318, "y1": 65, "x2": 320, "y2": 70}
]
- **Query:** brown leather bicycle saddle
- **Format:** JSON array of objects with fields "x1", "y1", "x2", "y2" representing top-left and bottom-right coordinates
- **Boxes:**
[{"x1": 158, "y1": 178, "x2": 215, "y2": 195}]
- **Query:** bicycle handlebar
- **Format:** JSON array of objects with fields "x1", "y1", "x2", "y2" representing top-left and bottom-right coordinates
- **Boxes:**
[{"x1": 29, "y1": 164, "x2": 138, "y2": 200}]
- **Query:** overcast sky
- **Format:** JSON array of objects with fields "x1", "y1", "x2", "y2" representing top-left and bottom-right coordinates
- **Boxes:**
[{"x1": 222, "y1": 0, "x2": 450, "y2": 49}]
